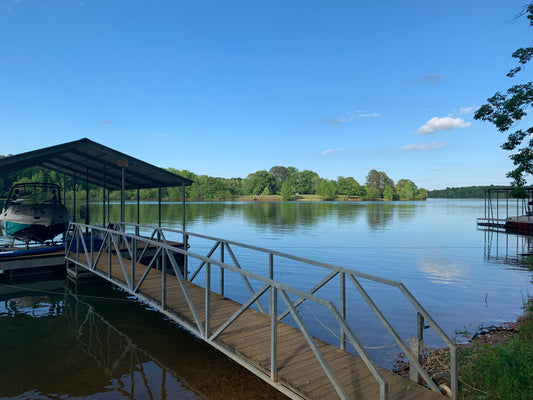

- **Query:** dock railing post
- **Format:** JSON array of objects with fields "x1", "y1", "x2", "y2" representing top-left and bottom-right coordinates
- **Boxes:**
[
  {"x1": 205, "y1": 262, "x2": 211, "y2": 339},
  {"x1": 107, "y1": 230, "x2": 112, "y2": 278},
  {"x1": 131, "y1": 237, "x2": 136, "y2": 291},
  {"x1": 162, "y1": 247, "x2": 166, "y2": 310},
  {"x1": 220, "y1": 242, "x2": 225, "y2": 296},
  {"x1": 409, "y1": 312, "x2": 424, "y2": 383},
  {"x1": 340, "y1": 271, "x2": 346, "y2": 350},
  {"x1": 270, "y1": 284, "x2": 278, "y2": 382},
  {"x1": 450, "y1": 343, "x2": 458, "y2": 400},
  {"x1": 89, "y1": 227, "x2": 93, "y2": 269}
]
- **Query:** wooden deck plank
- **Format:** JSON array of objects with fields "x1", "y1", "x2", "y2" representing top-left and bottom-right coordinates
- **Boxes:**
[{"x1": 82, "y1": 251, "x2": 446, "y2": 400}]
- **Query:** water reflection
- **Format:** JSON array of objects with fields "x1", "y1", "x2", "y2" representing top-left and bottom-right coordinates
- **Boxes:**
[
  {"x1": 0, "y1": 278, "x2": 288, "y2": 400},
  {"x1": 483, "y1": 229, "x2": 533, "y2": 268},
  {"x1": 86, "y1": 201, "x2": 417, "y2": 232},
  {"x1": 417, "y1": 261, "x2": 465, "y2": 285},
  {"x1": 365, "y1": 202, "x2": 395, "y2": 230}
]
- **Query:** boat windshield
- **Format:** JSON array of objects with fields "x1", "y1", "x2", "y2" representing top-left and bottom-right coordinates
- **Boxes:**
[{"x1": 8, "y1": 183, "x2": 61, "y2": 206}]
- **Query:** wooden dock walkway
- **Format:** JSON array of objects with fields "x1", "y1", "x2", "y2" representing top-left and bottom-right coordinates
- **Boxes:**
[{"x1": 72, "y1": 248, "x2": 446, "y2": 400}]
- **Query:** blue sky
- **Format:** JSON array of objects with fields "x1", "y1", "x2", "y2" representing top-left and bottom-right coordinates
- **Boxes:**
[{"x1": 1, "y1": 0, "x2": 532, "y2": 190}]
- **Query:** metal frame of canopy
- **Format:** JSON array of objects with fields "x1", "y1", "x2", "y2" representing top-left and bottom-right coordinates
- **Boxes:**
[{"x1": 0, "y1": 138, "x2": 193, "y2": 237}]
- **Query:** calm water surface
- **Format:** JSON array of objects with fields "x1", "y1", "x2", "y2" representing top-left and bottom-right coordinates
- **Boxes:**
[{"x1": 1, "y1": 199, "x2": 531, "y2": 399}]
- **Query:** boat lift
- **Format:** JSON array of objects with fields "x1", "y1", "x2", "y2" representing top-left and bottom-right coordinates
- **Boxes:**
[{"x1": 477, "y1": 186, "x2": 533, "y2": 234}]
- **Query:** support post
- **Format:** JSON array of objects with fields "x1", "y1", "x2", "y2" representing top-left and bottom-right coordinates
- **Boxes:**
[
  {"x1": 73, "y1": 171, "x2": 77, "y2": 222},
  {"x1": 132, "y1": 237, "x2": 136, "y2": 291},
  {"x1": 121, "y1": 166, "x2": 126, "y2": 224},
  {"x1": 85, "y1": 167, "x2": 89, "y2": 236},
  {"x1": 270, "y1": 285, "x2": 278, "y2": 382},
  {"x1": 340, "y1": 271, "x2": 346, "y2": 350},
  {"x1": 409, "y1": 312, "x2": 424, "y2": 383},
  {"x1": 136, "y1": 187, "x2": 140, "y2": 236},
  {"x1": 220, "y1": 243, "x2": 225, "y2": 296},
  {"x1": 102, "y1": 165, "x2": 106, "y2": 227},
  {"x1": 162, "y1": 248, "x2": 166, "y2": 309},
  {"x1": 158, "y1": 187, "x2": 162, "y2": 228},
  {"x1": 205, "y1": 262, "x2": 211, "y2": 338},
  {"x1": 182, "y1": 182, "x2": 188, "y2": 279}
]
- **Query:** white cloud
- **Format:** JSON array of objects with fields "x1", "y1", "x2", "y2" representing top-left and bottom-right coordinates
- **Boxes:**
[
  {"x1": 401, "y1": 141, "x2": 448, "y2": 151},
  {"x1": 360, "y1": 113, "x2": 380, "y2": 118},
  {"x1": 459, "y1": 106, "x2": 476, "y2": 115},
  {"x1": 417, "y1": 117, "x2": 470, "y2": 134},
  {"x1": 321, "y1": 149, "x2": 341, "y2": 156},
  {"x1": 327, "y1": 118, "x2": 348, "y2": 123}
]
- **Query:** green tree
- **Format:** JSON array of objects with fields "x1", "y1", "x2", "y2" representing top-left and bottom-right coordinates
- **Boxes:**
[
  {"x1": 396, "y1": 179, "x2": 418, "y2": 200},
  {"x1": 297, "y1": 170, "x2": 320, "y2": 194},
  {"x1": 244, "y1": 170, "x2": 275, "y2": 195},
  {"x1": 337, "y1": 176, "x2": 363, "y2": 198},
  {"x1": 416, "y1": 188, "x2": 428, "y2": 200},
  {"x1": 280, "y1": 181, "x2": 297, "y2": 200},
  {"x1": 364, "y1": 186, "x2": 380, "y2": 201},
  {"x1": 318, "y1": 179, "x2": 337, "y2": 200},
  {"x1": 474, "y1": 3, "x2": 533, "y2": 186},
  {"x1": 382, "y1": 185, "x2": 394, "y2": 200},
  {"x1": 365, "y1": 169, "x2": 394, "y2": 198}
]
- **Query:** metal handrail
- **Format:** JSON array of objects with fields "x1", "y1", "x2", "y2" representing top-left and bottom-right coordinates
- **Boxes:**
[
  {"x1": 66, "y1": 221, "x2": 457, "y2": 399},
  {"x1": 112, "y1": 220, "x2": 457, "y2": 398}
]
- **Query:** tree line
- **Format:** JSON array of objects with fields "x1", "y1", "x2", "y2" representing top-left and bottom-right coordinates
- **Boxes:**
[
  {"x1": 0, "y1": 159, "x2": 428, "y2": 202},
  {"x1": 427, "y1": 185, "x2": 515, "y2": 198}
]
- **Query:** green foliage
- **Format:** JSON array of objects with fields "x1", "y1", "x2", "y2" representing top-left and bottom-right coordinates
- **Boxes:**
[
  {"x1": 458, "y1": 301, "x2": 533, "y2": 400},
  {"x1": 280, "y1": 181, "x2": 297, "y2": 200},
  {"x1": 0, "y1": 159, "x2": 427, "y2": 202},
  {"x1": 364, "y1": 186, "x2": 380, "y2": 201},
  {"x1": 365, "y1": 169, "x2": 394, "y2": 197},
  {"x1": 382, "y1": 185, "x2": 394, "y2": 200},
  {"x1": 317, "y1": 179, "x2": 337, "y2": 201},
  {"x1": 474, "y1": 3, "x2": 533, "y2": 186},
  {"x1": 416, "y1": 187, "x2": 428, "y2": 200},
  {"x1": 337, "y1": 176, "x2": 364, "y2": 198},
  {"x1": 428, "y1": 185, "x2": 508, "y2": 198}
]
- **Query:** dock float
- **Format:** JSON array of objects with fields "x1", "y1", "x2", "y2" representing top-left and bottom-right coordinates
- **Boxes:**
[{"x1": 66, "y1": 222, "x2": 456, "y2": 400}]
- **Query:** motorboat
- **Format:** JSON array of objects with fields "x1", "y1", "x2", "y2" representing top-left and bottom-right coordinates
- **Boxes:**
[{"x1": 0, "y1": 183, "x2": 72, "y2": 243}]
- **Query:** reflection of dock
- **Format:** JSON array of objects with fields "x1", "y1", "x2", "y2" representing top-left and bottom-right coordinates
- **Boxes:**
[
  {"x1": 483, "y1": 229, "x2": 533, "y2": 264},
  {"x1": 65, "y1": 287, "x2": 183, "y2": 400}
]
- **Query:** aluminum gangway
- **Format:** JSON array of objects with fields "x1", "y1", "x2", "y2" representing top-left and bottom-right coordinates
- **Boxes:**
[{"x1": 65, "y1": 221, "x2": 456, "y2": 400}]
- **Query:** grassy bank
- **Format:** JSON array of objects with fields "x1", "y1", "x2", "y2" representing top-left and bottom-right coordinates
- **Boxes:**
[{"x1": 457, "y1": 299, "x2": 533, "y2": 399}]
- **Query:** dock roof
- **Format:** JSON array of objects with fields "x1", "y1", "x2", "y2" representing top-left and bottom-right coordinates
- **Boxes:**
[{"x1": 0, "y1": 138, "x2": 193, "y2": 191}]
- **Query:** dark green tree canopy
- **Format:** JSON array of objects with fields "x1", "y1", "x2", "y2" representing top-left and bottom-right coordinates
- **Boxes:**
[
  {"x1": 474, "y1": 3, "x2": 533, "y2": 186},
  {"x1": 365, "y1": 169, "x2": 394, "y2": 197}
]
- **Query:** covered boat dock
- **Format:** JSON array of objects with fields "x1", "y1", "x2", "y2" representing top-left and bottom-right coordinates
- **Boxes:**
[
  {"x1": 0, "y1": 138, "x2": 193, "y2": 274},
  {"x1": 477, "y1": 186, "x2": 533, "y2": 234}
]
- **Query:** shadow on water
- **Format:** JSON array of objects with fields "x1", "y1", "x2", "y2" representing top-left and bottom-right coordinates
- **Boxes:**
[{"x1": 0, "y1": 276, "x2": 288, "y2": 400}]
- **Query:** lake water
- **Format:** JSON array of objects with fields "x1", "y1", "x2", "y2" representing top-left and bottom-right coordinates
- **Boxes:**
[{"x1": 1, "y1": 199, "x2": 532, "y2": 399}]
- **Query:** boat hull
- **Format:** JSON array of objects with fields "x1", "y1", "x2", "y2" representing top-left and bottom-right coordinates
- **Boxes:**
[
  {"x1": 0, "y1": 204, "x2": 71, "y2": 243},
  {"x1": 505, "y1": 215, "x2": 533, "y2": 235}
]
